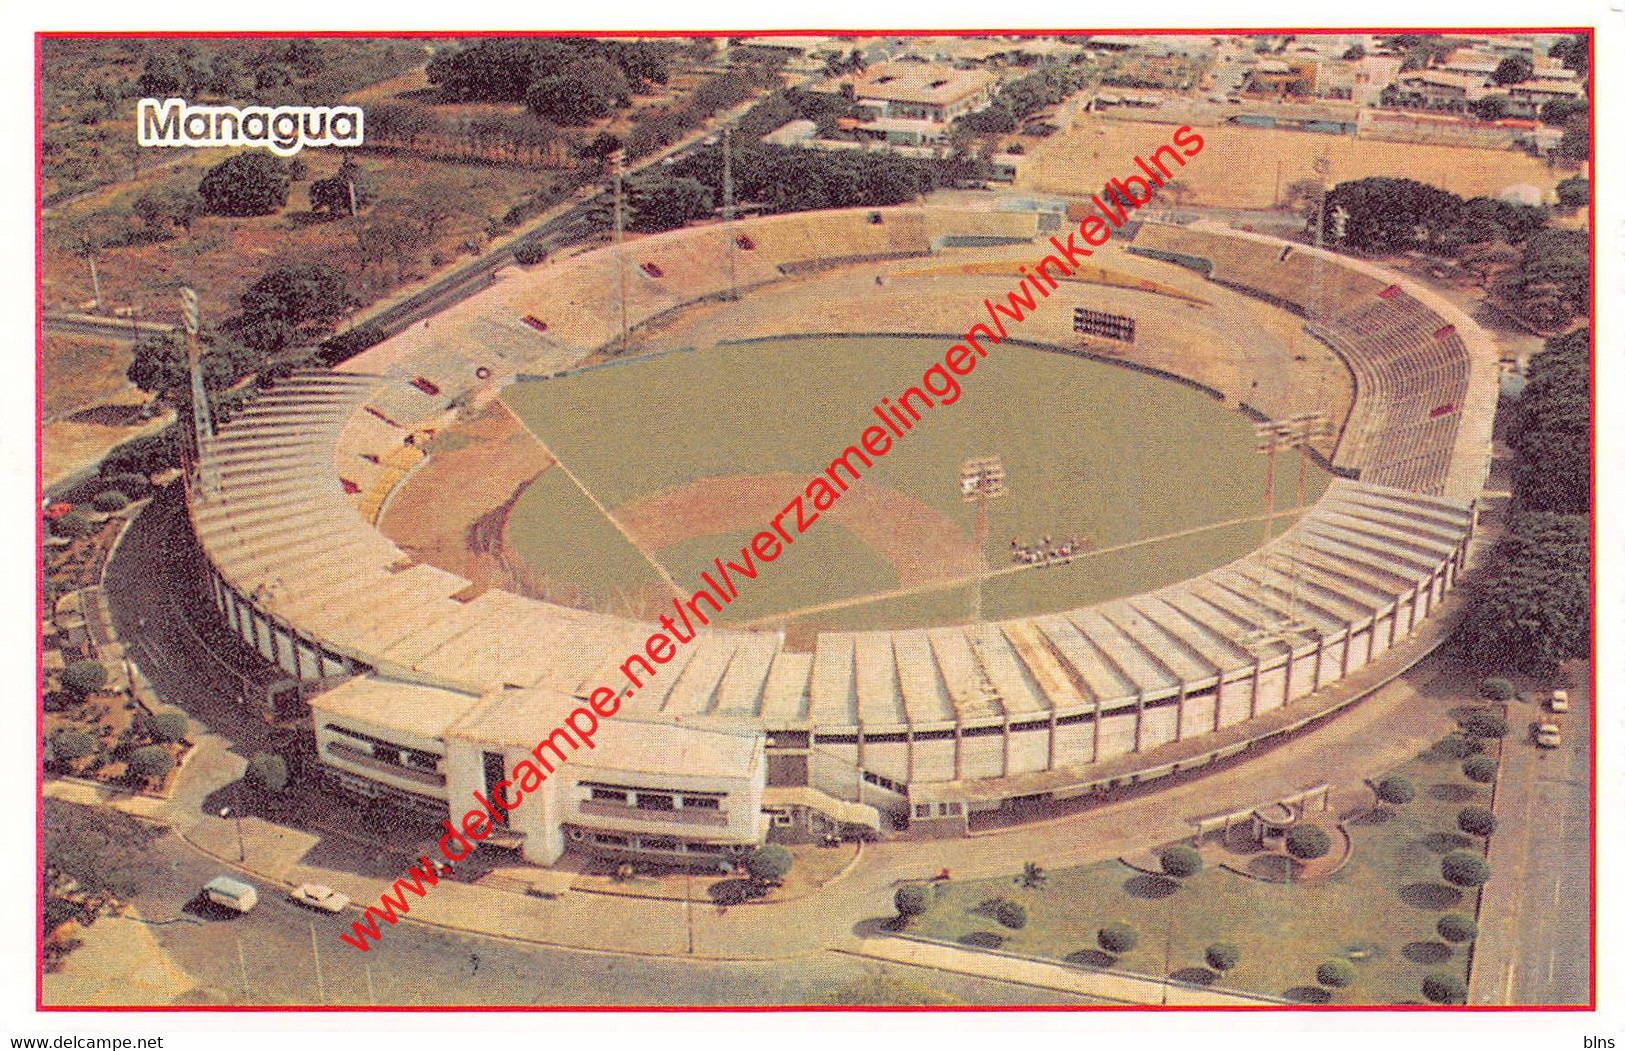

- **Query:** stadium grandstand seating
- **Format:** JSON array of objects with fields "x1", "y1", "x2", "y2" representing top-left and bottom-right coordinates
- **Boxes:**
[{"x1": 186, "y1": 206, "x2": 1490, "y2": 832}]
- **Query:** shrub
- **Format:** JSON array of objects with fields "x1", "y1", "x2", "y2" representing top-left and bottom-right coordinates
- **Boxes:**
[
  {"x1": 1159, "y1": 845, "x2": 1203, "y2": 879},
  {"x1": 1098, "y1": 922, "x2": 1138, "y2": 954},
  {"x1": 125, "y1": 746, "x2": 175, "y2": 781},
  {"x1": 1457, "y1": 806, "x2": 1497, "y2": 837},
  {"x1": 894, "y1": 883, "x2": 929, "y2": 922},
  {"x1": 512, "y1": 239, "x2": 548, "y2": 265},
  {"x1": 1463, "y1": 756, "x2": 1499, "y2": 784},
  {"x1": 1316, "y1": 960, "x2": 1356, "y2": 988},
  {"x1": 59, "y1": 661, "x2": 108, "y2": 698},
  {"x1": 1437, "y1": 914, "x2": 1479, "y2": 944},
  {"x1": 1422, "y1": 972, "x2": 1467, "y2": 1004},
  {"x1": 143, "y1": 710, "x2": 188, "y2": 743},
  {"x1": 1478, "y1": 677, "x2": 1515, "y2": 701},
  {"x1": 50, "y1": 729, "x2": 96, "y2": 761},
  {"x1": 50, "y1": 511, "x2": 94, "y2": 539},
  {"x1": 1205, "y1": 943, "x2": 1241, "y2": 973},
  {"x1": 744, "y1": 844, "x2": 792, "y2": 884},
  {"x1": 91, "y1": 490, "x2": 129, "y2": 512},
  {"x1": 1462, "y1": 710, "x2": 1510, "y2": 739},
  {"x1": 1441, "y1": 851, "x2": 1492, "y2": 888},
  {"x1": 1285, "y1": 824, "x2": 1332, "y2": 861},
  {"x1": 994, "y1": 899, "x2": 1028, "y2": 930},
  {"x1": 1375, "y1": 775, "x2": 1415, "y2": 808},
  {"x1": 247, "y1": 752, "x2": 289, "y2": 794}
]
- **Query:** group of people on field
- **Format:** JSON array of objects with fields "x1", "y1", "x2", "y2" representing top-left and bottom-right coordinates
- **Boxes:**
[{"x1": 1010, "y1": 533, "x2": 1090, "y2": 567}]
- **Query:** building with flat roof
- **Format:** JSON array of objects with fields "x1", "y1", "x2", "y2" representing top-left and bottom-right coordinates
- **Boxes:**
[{"x1": 833, "y1": 62, "x2": 998, "y2": 124}]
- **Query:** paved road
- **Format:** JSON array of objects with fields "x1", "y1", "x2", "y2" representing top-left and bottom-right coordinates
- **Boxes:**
[
  {"x1": 46, "y1": 804, "x2": 1096, "y2": 1007},
  {"x1": 1471, "y1": 681, "x2": 1592, "y2": 1005}
]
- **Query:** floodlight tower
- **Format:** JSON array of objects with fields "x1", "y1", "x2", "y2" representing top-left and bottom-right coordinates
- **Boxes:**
[
  {"x1": 180, "y1": 286, "x2": 218, "y2": 502},
  {"x1": 612, "y1": 148, "x2": 629, "y2": 353},
  {"x1": 1253, "y1": 412, "x2": 1330, "y2": 627},
  {"x1": 722, "y1": 122, "x2": 738, "y2": 301},
  {"x1": 960, "y1": 455, "x2": 1007, "y2": 722}
]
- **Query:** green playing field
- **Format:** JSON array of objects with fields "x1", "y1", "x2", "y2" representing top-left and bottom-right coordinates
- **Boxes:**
[{"x1": 500, "y1": 336, "x2": 1330, "y2": 635}]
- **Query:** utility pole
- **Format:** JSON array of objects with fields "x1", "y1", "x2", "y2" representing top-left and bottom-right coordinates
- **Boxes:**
[
  {"x1": 309, "y1": 920, "x2": 327, "y2": 1006},
  {"x1": 722, "y1": 123, "x2": 738, "y2": 301},
  {"x1": 612, "y1": 148, "x2": 629, "y2": 353}
]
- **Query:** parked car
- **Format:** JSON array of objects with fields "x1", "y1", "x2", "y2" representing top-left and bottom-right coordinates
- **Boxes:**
[
  {"x1": 1548, "y1": 689, "x2": 1571, "y2": 714},
  {"x1": 1534, "y1": 723, "x2": 1562, "y2": 749},
  {"x1": 204, "y1": 876, "x2": 258, "y2": 914},
  {"x1": 289, "y1": 883, "x2": 350, "y2": 914}
]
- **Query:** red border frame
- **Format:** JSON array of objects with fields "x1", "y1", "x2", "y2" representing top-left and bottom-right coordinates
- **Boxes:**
[{"x1": 34, "y1": 25, "x2": 1599, "y2": 1014}]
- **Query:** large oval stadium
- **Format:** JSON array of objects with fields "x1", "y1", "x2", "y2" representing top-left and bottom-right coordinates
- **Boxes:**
[{"x1": 184, "y1": 204, "x2": 1496, "y2": 866}]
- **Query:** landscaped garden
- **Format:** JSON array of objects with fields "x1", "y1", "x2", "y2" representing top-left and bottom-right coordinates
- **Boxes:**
[{"x1": 896, "y1": 719, "x2": 1505, "y2": 1005}]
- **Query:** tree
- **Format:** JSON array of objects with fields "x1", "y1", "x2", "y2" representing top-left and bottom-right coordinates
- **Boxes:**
[
  {"x1": 1205, "y1": 943, "x2": 1241, "y2": 973},
  {"x1": 59, "y1": 661, "x2": 108, "y2": 698},
  {"x1": 50, "y1": 729, "x2": 96, "y2": 762},
  {"x1": 1461, "y1": 710, "x2": 1510, "y2": 739},
  {"x1": 1285, "y1": 824, "x2": 1331, "y2": 861},
  {"x1": 1437, "y1": 914, "x2": 1480, "y2": 944},
  {"x1": 1457, "y1": 806, "x2": 1497, "y2": 838},
  {"x1": 1507, "y1": 329, "x2": 1591, "y2": 511},
  {"x1": 525, "y1": 58, "x2": 628, "y2": 126},
  {"x1": 143, "y1": 710, "x2": 189, "y2": 743},
  {"x1": 1160, "y1": 845, "x2": 1204, "y2": 879},
  {"x1": 1549, "y1": 34, "x2": 1589, "y2": 75},
  {"x1": 235, "y1": 262, "x2": 349, "y2": 351},
  {"x1": 1320, "y1": 177, "x2": 1464, "y2": 253},
  {"x1": 1493, "y1": 55, "x2": 1534, "y2": 86},
  {"x1": 512, "y1": 239, "x2": 548, "y2": 266},
  {"x1": 1494, "y1": 229, "x2": 1589, "y2": 331},
  {"x1": 125, "y1": 746, "x2": 175, "y2": 783},
  {"x1": 1469, "y1": 95, "x2": 1511, "y2": 122},
  {"x1": 132, "y1": 187, "x2": 205, "y2": 236},
  {"x1": 1342, "y1": 44, "x2": 1366, "y2": 61},
  {"x1": 1540, "y1": 98, "x2": 1587, "y2": 126},
  {"x1": 50, "y1": 512, "x2": 95, "y2": 540},
  {"x1": 247, "y1": 752, "x2": 289, "y2": 794},
  {"x1": 1441, "y1": 851, "x2": 1491, "y2": 888},
  {"x1": 1375, "y1": 776, "x2": 1415, "y2": 810},
  {"x1": 1478, "y1": 677, "x2": 1515, "y2": 701},
  {"x1": 894, "y1": 883, "x2": 929, "y2": 924},
  {"x1": 91, "y1": 490, "x2": 128, "y2": 513},
  {"x1": 625, "y1": 175, "x2": 715, "y2": 233},
  {"x1": 1556, "y1": 177, "x2": 1589, "y2": 210},
  {"x1": 197, "y1": 153, "x2": 290, "y2": 217},
  {"x1": 1558, "y1": 120, "x2": 1589, "y2": 162},
  {"x1": 994, "y1": 899, "x2": 1028, "y2": 930},
  {"x1": 1098, "y1": 922, "x2": 1138, "y2": 954},
  {"x1": 1422, "y1": 972, "x2": 1467, "y2": 1004},
  {"x1": 743, "y1": 844, "x2": 792, "y2": 885},
  {"x1": 1316, "y1": 960, "x2": 1356, "y2": 988},
  {"x1": 1462, "y1": 755, "x2": 1499, "y2": 784},
  {"x1": 103, "y1": 472, "x2": 152, "y2": 499},
  {"x1": 308, "y1": 155, "x2": 376, "y2": 218}
]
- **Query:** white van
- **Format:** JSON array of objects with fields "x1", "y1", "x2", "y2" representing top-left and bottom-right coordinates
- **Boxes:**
[{"x1": 204, "y1": 875, "x2": 259, "y2": 914}]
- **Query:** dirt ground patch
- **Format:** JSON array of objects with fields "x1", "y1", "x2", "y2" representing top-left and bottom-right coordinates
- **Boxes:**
[
  {"x1": 1021, "y1": 116, "x2": 1573, "y2": 208},
  {"x1": 614, "y1": 472, "x2": 981, "y2": 590},
  {"x1": 378, "y1": 399, "x2": 553, "y2": 595}
]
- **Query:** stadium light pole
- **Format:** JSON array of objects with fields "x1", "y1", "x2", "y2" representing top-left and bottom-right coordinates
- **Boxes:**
[
  {"x1": 722, "y1": 122, "x2": 738, "y2": 301},
  {"x1": 613, "y1": 149, "x2": 629, "y2": 354}
]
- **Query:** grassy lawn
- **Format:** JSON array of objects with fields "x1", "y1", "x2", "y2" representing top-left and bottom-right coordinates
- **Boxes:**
[
  {"x1": 907, "y1": 734, "x2": 1494, "y2": 1005},
  {"x1": 502, "y1": 337, "x2": 1328, "y2": 633}
]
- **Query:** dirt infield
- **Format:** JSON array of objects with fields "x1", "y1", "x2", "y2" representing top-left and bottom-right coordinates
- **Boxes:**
[{"x1": 614, "y1": 472, "x2": 981, "y2": 590}]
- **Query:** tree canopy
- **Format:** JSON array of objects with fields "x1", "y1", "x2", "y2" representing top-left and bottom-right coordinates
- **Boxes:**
[
  {"x1": 669, "y1": 142, "x2": 940, "y2": 215},
  {"x1": 1507, "y1": 328, "x2": 1590, "y2": 512},
  {"x1": 1492, "y1": 55, "x2": 1534, "y2": 85},
  {"x1": 197, "y1": 153, "x2": 290, "y2": 217},
  {"x1": 624, "y1": 175, "x2": 715, "y2": 233},
  {"x1": 1494, "y1": 230, "x2": 1590, "y2": 331},
  {"x1": 1285, "y1": 824, "x2": 1331, "y2": 860},
  {"x1": 234, "y1": 262, "x2": 349, "y2": 351}
]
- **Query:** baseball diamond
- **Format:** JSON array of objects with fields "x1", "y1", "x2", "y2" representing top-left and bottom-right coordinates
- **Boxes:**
[{"x1": 183, "y1": 204, "x2": 1496, "y2": 869}]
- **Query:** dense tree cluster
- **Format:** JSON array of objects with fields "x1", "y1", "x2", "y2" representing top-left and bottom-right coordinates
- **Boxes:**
[
  {"x1": 426, "y1": 39, "x2": 675, "y2": 126},
  {"x1": 1459, "y1": 510, "x2": 1589, "y2": 673},
  {"x1": 668, "y1": 142, "x2": 940, "y2": 215},
  {"x1": 1505, "y1": 328, "x2": 1590, "y2": 512},
  {"x1": 1319, "y1": 177, "x2": 1547, "y2": 256},
  {"x1": 1493, "y1": 229, "x2": 1589, "y2": 330},
  {"x1": 234, "y1": 262, "x2": 350, "y2": 351}
]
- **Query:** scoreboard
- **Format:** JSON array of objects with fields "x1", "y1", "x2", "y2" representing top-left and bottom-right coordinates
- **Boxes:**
[{"x1": 1073, "y1": 307, "x2": 1136, "y2": 343}]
